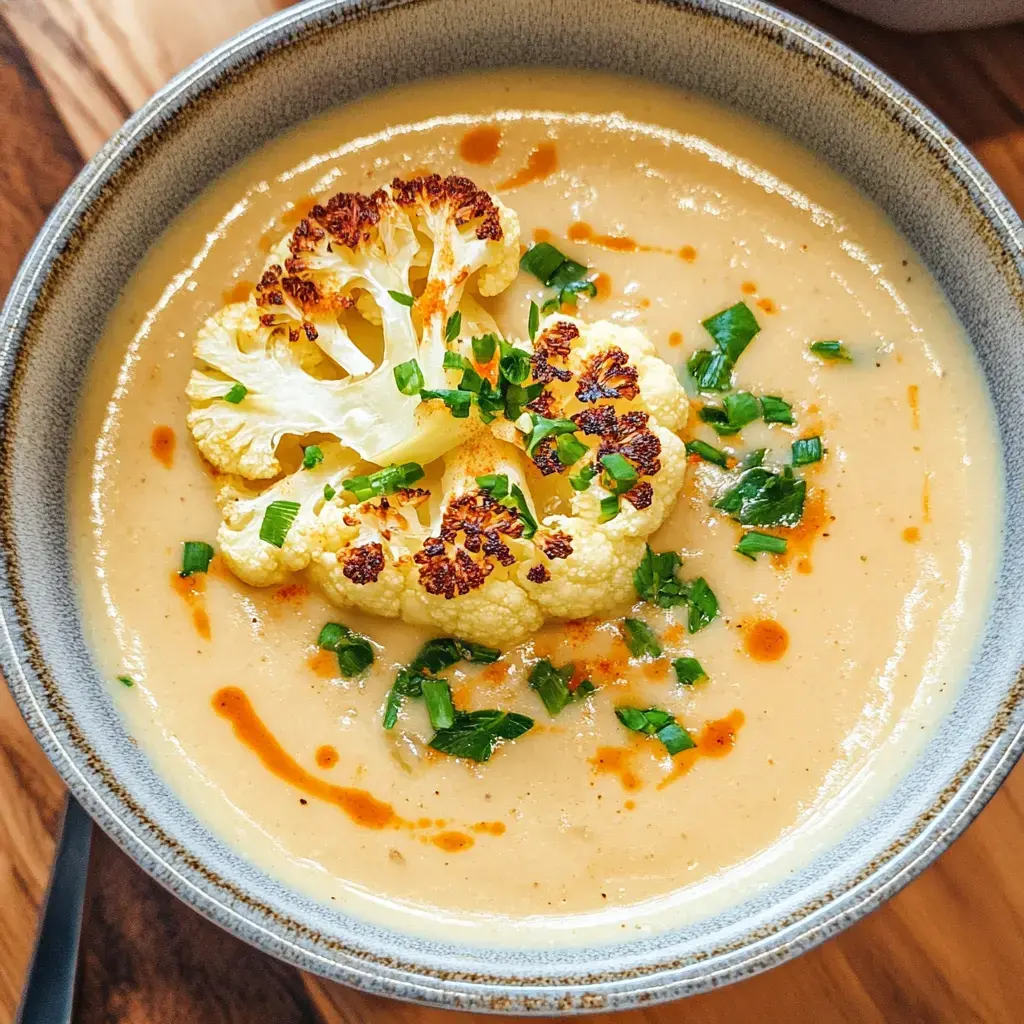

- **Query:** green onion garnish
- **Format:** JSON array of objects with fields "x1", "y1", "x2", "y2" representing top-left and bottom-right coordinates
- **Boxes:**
[
  {"x1": 445, "y1": 311, "x2": 462, "y2": 344},
  {"x1": 740, "y1": 448, "x2": 766, "y2": 470},
  {"x1": 685, "y1": 439, "x2": 730, "y2": 468},
  {"x1": 323, "y1": 483, "x2": 336, "y2": 501},
  {"x1": 477, "y1": 472, "x2": 510, "y2": 499},
  {"x1": 634, "y1": 544, "x2": 688, "y2": 608},
  {"x1": 504, "y1": 484, "x2": 539, "y2": 539},
  {"x1": 499, "y1": 340, "x2": 532, "y2": 385},
  {"x1": 600, "y1": 453, "x2": 638, "y2": 494},
  {"x1": 760, "y1": 395, "x2": 794, "y2": 424},
  {"x1": 423, "y1": 678, "x2": 456, "y2": 731},
  {"x1": 411, "y1": 637, "x2": 500, "y2": 674},
  {"x1": 117, "y1": 675, "x2": 134, "y2": 688},
  {"x1": 686, "y1": 577, "x2": 719, "y2": 633},
  {"x1": 472, "y1": 333, "x2": 497, "y2": 364},
  {"x1": 520, "y1": 242, "x2": 567, "y2": 283},
  {"x1": 615, "y1": 706, "x2": 695, "y2": 756},
  {"x1": 388, "y1": 289, "x2": 415, "y2": 307},
  {"x1": 528, "y1": 301, "x2": 540, "y2": 341},
  {"x1": 525, "y1": 413, "x2": 579, "y2": 457},
  {"x1": 792, "y1": 436, "x2": 823, "y2": 466},
  {"x1": 622, "y1": 618, "x2": 662, "y2": 658},
  {"x1": 443, "y1": 350, "x2": 467, "y2": 371},
  {"x1": 598, "y1": 494, "x2": 620, "y2": 522},
  {"x1": 259, "y1": 501, "x2": 301, "y2": 548},
  {"x1": 383, "y1": 670, "x2": 428, "y2": 729},
  {"x1": 302, "y1": 445, "x2": 324, "y2": 470},
  {"x1": 714, "y1": 466, "x2": 806, "y2": 527},
  {"x1": 180, "y1": 541, "x2": 214, "y2": 577},
  {"x1": 810, "y1": 340, "x2": 852, "y2": 362},
  {"x1": 318, "y1": 621, "x2": 374, "y2": 677},
  {"x1": 393, "y1": 359, "x2": 424, "y2": 395},
  {"x1": 736, "y1": 531, "x2": 788, "y2": 559},
  {"x1": 528, "y1": 659, "x2": 595, "y2": 717},
  {"x1": 702, "y1": 301, "x2": 761, "y2": 363},
  {"x1": 343, "y1": 462, "x2": 424, "y2": 502},
  {"x1": 569, "y1": 464, "x2": 597, "y2": 491},
  {"x1": 699, "y1": 391, "x2": 760, "y2": 436},
  {"x1": 223, "y1": 383, "x2": 247, "y2": 404},
  {"x1": 428, "y1": 709, "x2": 534, "y2": 762},
  {"x1": 672, "y1": 658, "x2": 707, "y2": 686},
  {"x1": 556, "y1": 433, "x2": 588, "y2": 466},
  {"x1": 420, "y1": 387, "x2": 475, "y2": 418},
  {"x1": 687, "y1": 348, "x2": 733, "y2": 392}
]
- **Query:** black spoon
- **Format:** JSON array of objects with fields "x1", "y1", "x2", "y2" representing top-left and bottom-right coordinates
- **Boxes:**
[{"x1": 15, "y1": 795, "x2": 92, "y2": 1024}]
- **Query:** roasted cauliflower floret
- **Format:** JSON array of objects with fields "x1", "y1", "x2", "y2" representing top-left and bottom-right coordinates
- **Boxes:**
[
  {"x1": 215, "y1": 445, "x2": 357, "y2": 586},
  {"x1": 309, "y1": 488, "x2": 429, "y2": 618},
  {"x1": 187, "y1": 174, "x2": 519, "y2": 475}
]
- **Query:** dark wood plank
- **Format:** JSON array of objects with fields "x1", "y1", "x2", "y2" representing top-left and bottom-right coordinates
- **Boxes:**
[{"x1": 0, "y1": 16, "x2": 81, "y2": 1021}]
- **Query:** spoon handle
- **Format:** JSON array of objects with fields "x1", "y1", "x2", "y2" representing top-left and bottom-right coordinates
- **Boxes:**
[{"x1": 16, "y1": 795, "x2": 93, "y2": 1024}]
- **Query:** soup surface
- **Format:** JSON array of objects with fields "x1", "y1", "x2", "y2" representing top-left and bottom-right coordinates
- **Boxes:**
[{"x1": 72, "y1": 70, "x2": 1000, "y2": 945}]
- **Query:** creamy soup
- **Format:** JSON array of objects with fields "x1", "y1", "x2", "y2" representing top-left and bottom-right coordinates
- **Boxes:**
[{"x1": 71, "y1": 70, "x2": 1000, "y2": 945}]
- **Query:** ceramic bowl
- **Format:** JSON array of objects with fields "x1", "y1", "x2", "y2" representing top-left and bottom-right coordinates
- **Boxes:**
[{"x1": 1, "y1": 0, "x2": 1022, "y2": 1014}]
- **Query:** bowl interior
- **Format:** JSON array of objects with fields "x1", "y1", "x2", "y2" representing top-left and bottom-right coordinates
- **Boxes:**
[{"x1": 1, "y1": 0, "x2": 1022, "y2": 1013}]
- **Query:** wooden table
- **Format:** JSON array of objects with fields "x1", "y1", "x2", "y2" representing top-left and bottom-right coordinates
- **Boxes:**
[{"x1": 1, "y1": 1, "x2": 1022, "y2": 1020}]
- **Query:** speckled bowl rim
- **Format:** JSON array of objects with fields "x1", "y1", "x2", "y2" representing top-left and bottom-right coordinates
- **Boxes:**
[{"x1": 1, "y1": 0, "x2": 1022, "y2": 1014}]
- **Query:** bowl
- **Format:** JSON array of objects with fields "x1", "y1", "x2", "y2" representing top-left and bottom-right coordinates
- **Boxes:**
[{"x1": 1, "y1": 0, "x2": 1022, "y2": 1013}]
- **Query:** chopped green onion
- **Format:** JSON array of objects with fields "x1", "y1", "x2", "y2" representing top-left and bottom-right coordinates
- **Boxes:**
[
  {"x1": 223, "y1": 383, "x2": 247, "y2": 404},
  {"x1": 702, "y1": 301, "x2": 761, "y2": 363},
  {"x1": 388, "y1": 289, "x2": 415, "y2": 307},
  {"x1": 687, "y1": 348, "x2": 733, "y2": 392},
  {"x1": 498, "y1": 340, "x2": 532, "y2": 385},
  {"x1": 422, "y1": 678, "x2": 456, "y2": 731},
  {"x1": 410, "y1": 637, "x2": 501, "y2": 674},
  {"x1": 443, "y1": 350, "x2": 467, "y2": 371},
  {"x1": 760, "y1": 395, "x2": 794, "y2": 425},
  {"x1": 302, "y1": 445, "x2": 324, "y2": 470},
  {"x1": 393, "y1": 359, "x2": 424, "y2": 395},
  {"x1": 598, "y1": 494, "x2": 620, "y2": 523},
  {"x1": 343, "y1": 463, "x2": 424, "y2": 501},
  {"x1": 699, "y1": 391, "x2": 760, "y2": 436},
  {"x1": 810, "y1": 340, "x2": 852, "y2": 362},
  {"x1": 428, "y1": 709, "x2": 534, "y2": 762},
  {"x1": 505, "y1": 483, "x2": 539, "y2": 539},
  {"x1": 525, "y1": 413, "x2": 578, "y2": 457},
  {"x1": 540, "y1": 296, "x2": 561, "y2": 314},
  {"x1": 792, "y1": 436, "x2": 823, "y2": 466},
  {"x1": 472, "y1": 333, "x2": 497, "y2": 364},
  {"x1": 622, "y1": 618, "x2": 662, "y2": 658},
  {"x1": 259, "y1": 501, "x2": 300, "y2": 548},
  {"x1": 600, "y1": 453, "x2": 639, "y2": 494},
  {"x1": 685, "y1": 439, "x2": 730, "y2": 468},
  {"x1": 615, "y1": 706, "x2": 695, "y2": 756},
  {"x1": 318, "y1": 622, "x2": 374, "y2": 677},
  {"x1": 502, "y1": 381, "x2": 544, "y2": 422},
  {"x1": 740, "y1": 448, "x2": 766, "y2": 470},
  {"x1": 736, "y1": 531, "x2": 788, "y2": 559},
  {"x1": 520, "y1": 242, "x2": 568, "y2": 284},
  {"x1": 672, "y1": 657, "x2": 707, "y2": 686},
  {"x1": 556, "y1": 433, "x2": 588, "y2": 466},
  {"x1": 383, "y1": 670, "x2": 428, "y2": 729},
  {"x1": 634, "y1": 545, "x2": 688, "y2": 608},
  {"x1": 686, "y1": 577, "x2": 719, "y2": 633},
  {"x1": 180, "y1": 541, "x2": 214, "y2": 577},
  {"x1": 117, "y1": 675, "x2": 134, "y2": 688},
  {"x1": 528, "y1": 301, "x2": 540, "y2": 341},
  {"x1": 714, "y1": 466, "x2": 806, "y2": 527},
  {"x1": 528, "y1": 659, "x2": 594, "y2": 717},
  {"x1": 548, "y1": 257, "x2": 590, "y2": 292},
  {"x1": 569, "y1": 464, "x2": 597, "y2": 491},
  {"x1": 420, "y1": 387, "x2": 474, "y2": 418},
  {"x1": 459, "y1": 364, "x2": 486, "y2": 393},
  {"x1": 477, "y1": 472, "x2": 510, "y2": 500},
  {"x1": 445, "y1": 311, "x2": 462, "y2": 344},
  {"x1": 323, "y1": 483, "x2": 336, "y2": 501}
]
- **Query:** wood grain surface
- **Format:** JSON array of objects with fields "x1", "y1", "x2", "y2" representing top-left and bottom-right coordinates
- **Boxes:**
[{"x1": 0, "y1": 1, "x2": 1022, "y2": 1021}]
